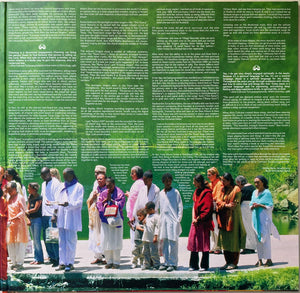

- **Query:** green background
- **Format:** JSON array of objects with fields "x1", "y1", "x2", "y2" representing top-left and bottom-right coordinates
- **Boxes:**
[{"x1": 0, "y1": 1, "x2": 297, "y2": 239}]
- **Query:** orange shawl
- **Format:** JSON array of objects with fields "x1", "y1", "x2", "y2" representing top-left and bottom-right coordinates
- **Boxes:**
[{"x1": 216, "y1": 185, "x2": 240, "y2": 231}]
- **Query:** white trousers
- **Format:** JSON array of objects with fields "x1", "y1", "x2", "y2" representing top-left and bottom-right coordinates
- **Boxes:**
[
  {"x1": 162, "y1": 239, "x2": 178, "y2": 267},
  {"x1": 256, "y1": 235, "x2": 271, "y2": 260},
  {"x1": 210, "y1": 213, "x2": 220, "y2": 251},
  {"x1": 105, "y1": 249, "x2": 121, "y2": 265},
  {"x1": 130, "y1": 229, "x2": 135, "y2": 248},
  {"x1": 59, "y1": 228, "x2": 77, "y2": 265},
  {"x1": 7, "y1": 243, "x2": 25, "y2": 266}
]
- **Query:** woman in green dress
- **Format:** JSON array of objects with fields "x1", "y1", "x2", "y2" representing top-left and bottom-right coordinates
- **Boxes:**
[{"x1": 216, "y1": 173, "x2": 246, "y2": 270}]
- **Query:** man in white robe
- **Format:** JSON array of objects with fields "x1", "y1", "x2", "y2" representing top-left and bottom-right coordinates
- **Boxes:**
[{"x1": 54, "y1": 168, "x2": 84, "y2": 272}]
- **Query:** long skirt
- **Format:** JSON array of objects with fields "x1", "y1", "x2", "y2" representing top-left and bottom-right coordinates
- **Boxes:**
[
  {"x1": 241, "y1": 201, "x2": 257, "y2": 250},
  {"x1": 187, "y1": 223, "x2": 210, "y2": 252},
  {"x1": 0, "y1": 221, "x2": 7, "y2": 280}
]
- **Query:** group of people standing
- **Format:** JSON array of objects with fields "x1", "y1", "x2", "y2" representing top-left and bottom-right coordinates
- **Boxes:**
[
  {"x1": 87, "y1": 165, "x2": 279, "y2": 272},
  {"x1": 188, "y1": 167, "x2": 280, "y2": 271},
  {"x1": 87, "y1": 166, "x2": 183, "y2": 272},
  {"x1": 0, "y1": 164, "x2": 280, "y2": 281},
  {"x1": 0, "y1": 166, "x2": 84, "y2": 278}
]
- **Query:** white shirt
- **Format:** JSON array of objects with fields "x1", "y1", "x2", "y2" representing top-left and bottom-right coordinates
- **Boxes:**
[
  {"x1": 159, "y1": 188, "x2": 183, "y2": 241},
  {"x1": 126, "y1": 178, "x2": 145, "y2": 219},
  {"x1": 57, "y1": 182, "x2": 84, "y2": 232},
  {"x1": 133, "y1": 183, "x2": 160, "y2": 219},
  {"x1": 41, "y1": 177, "x2": 61, "y2": 216},
  {"x1": 142, "y1": 213, "x2": 160, "y2": 242}
]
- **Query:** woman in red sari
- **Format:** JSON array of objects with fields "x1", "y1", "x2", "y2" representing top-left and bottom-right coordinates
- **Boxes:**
[
  {"x1": 187, "y1": 174, "x2": 214, "y2": 271},
  {"x1": 0, "y1": 188, "x2": 8, "y2": 280}
]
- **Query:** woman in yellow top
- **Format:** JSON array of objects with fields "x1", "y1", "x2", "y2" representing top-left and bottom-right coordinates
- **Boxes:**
[{"x1": 207, "y1": 167, "x2": 223, "y2": 254}]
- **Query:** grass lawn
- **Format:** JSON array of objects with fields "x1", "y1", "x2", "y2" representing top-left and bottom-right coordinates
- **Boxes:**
[{"x1": 182, "y1": 267, "x2": 299, "y2": 291}]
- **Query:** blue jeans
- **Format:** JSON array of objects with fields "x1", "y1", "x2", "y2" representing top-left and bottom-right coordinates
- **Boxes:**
[
  {"x1": 30, "y1": 217, "x2": 44, "y2": 262},
  {"x1": 42, "y1": 216, "x2": 59, "y2": 262}
]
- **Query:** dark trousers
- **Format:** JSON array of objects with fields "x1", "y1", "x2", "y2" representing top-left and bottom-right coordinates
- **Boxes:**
[
  {"x1": 189, "y1": 251, "x2": 209, "y2": 270},
  {"x1": 224, "y1": 250, "x2": 240, "y2": 266},
  {"x1": 42, "y1": 216, "x2": 59, "y2": 262}
]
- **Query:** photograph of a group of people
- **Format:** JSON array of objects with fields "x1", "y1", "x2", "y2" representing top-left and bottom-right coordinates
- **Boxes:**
[{"x1": 0, "y1": 164, "x2": 279, "y2": 281}]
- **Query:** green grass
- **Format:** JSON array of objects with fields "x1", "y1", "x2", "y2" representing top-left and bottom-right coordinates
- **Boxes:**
[{"x1": 182, "y1": 267, "x2": 299, "y2": 291}]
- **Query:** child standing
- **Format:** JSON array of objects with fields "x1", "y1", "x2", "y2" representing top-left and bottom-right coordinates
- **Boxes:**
[
  {"x1": 142, "y1": 201, "x2": 160, "y2": 270},
  {"x1": 159, "y1": 173, "x2": 183, "y2": 272},
  {"x1": 131, "y1": 208, "x2": 146, "y2": 269}
]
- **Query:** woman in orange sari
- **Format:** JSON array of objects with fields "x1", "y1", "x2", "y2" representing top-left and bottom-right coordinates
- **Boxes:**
[
  {"x1": 216, "y1": 173, "x2": 246, "y2": 270},
  {"x1": 0, "y1": 188, "x2": 8, "y2": 280},
  {"x1": 207, "y1": 167, "x2": 223, "y2": 254}
]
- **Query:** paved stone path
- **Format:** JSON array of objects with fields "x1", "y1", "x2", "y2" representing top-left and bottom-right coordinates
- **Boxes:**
[{"x1": 12, "y1": 235, "x2": 298, "y2": 276}]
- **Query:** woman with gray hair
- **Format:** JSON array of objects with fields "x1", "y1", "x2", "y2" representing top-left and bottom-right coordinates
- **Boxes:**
[
  {"x1": 250, "y1": 175, "x2": 279, "y2": 267},
  {"x1": 125, "y1": 166, "x2": 144, "y2": 246},
  {"x1": 235, "y1": 175, "x2": 256, "y2": 254}
]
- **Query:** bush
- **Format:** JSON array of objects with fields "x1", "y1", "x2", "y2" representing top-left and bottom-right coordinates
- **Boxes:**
[{"x1": 184, "y1": 267, "x2": 299, "y2": 291}]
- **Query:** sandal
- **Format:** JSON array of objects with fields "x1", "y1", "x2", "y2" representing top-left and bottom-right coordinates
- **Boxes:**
[
  {"x1": 226, "y1": 264, "x2": 237, "y2": 270},
  {"x1": 220, "y1": 264, "x2": 228, "y2": 270},
  {"x1": 264, "y1": 259, "x2": 273, "y2": 267}
]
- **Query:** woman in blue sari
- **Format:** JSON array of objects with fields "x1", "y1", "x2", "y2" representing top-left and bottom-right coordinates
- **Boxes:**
[{"x1": 250, "y1": 176, "x2": 279, "y2": 267}]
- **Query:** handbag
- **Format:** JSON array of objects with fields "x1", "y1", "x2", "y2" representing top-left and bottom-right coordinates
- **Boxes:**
[
  {"x1": 104, "y1": 204, "x2": 122, "y2": 227},
  {"x1": 107, "y1": 210, "x2": 122, "y2": 227},
  {"x1": 104, "y1": 204, "x2": 118, "y2": 217},
  {"x1": 45, "y1": 225, "x2": 59, "y2": 243}
]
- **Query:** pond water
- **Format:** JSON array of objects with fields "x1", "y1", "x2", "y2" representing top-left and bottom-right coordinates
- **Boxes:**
[{"x1": 272, "y1": 212, "x2": 298, "y2": 235}]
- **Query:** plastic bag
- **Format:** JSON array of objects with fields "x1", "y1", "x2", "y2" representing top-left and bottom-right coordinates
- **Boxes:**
[{"x1": 45, "y1": 226, "x2": 59, "y2": 243}]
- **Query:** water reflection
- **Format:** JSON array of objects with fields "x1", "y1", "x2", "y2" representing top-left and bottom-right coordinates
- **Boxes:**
[{"x1": 272, "y1": 212, "x2": 298, "y2": 235}]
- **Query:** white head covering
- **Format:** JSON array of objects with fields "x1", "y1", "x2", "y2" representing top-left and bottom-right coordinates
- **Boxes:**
[{"x1": 94, "y1": 165, "x2": 106, "y2": 174}]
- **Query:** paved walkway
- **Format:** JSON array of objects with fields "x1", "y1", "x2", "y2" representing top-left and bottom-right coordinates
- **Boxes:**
[{"x1": 12, "y1": 235, "x2": 299, "y2": 276}]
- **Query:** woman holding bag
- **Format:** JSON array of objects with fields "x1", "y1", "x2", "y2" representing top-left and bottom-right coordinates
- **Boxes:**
[{"x1": 97, "y1": 177, "x2": 125, "y2": 269}]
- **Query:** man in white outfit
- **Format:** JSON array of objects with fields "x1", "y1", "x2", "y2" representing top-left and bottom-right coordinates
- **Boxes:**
[
  {"x1": 159, "y1": 173, "x2": 183, "y2": 272},
  {"x1": 54, "y1": 168, "x2": 84, "y2": 272},
  {"x1": 40, "y1": 167, "x2": 61, "y2": 267}
]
